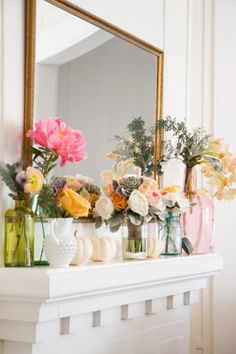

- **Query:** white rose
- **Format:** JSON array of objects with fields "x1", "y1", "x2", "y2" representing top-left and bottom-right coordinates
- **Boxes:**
[
  {"x1": 95, "y1": 196, "x2": 114, "y2": 220},
  {"x1": 163, "y1": 193, "x2": 190, "y2": 212},
  {"x1": 175, "y1": 194, "x2": 190, "y2": 212},
  {"x1": 128, "y1": 190, "x2": 149, "y2": 216}
]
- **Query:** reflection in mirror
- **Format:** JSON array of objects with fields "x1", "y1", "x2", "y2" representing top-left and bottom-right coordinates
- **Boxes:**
[{"x1": 34, "y1": 0, "x2": 158, "y2": 181}]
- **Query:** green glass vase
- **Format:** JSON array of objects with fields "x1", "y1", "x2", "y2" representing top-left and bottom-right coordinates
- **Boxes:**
[{"x1": 4, "y1": 200, "x2": 34, "y2": 267}]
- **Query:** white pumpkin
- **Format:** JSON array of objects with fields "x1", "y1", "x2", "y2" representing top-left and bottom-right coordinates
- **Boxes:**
[
  {"x1": 91, "y1": 237, "x2": 117, "y2": 262},
  {"x1": 71, "y1": 234, "x2": 93, "y2": 265},
  {"x1": 147, "y1": 238, "x2": 162, "y2": 258}
]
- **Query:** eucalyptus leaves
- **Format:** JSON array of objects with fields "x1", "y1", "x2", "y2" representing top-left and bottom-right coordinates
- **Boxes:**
[{"x1": 109, "y1": 117, "x2": 155, "y2": 176}]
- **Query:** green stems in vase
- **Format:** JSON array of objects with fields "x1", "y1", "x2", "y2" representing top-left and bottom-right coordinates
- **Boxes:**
[
  {"x1": 4, "y1": 199, "x2": 34, "y2": 267},
  {"x1": 161, "y1": 212, "x2": 182, "y2": 256}
]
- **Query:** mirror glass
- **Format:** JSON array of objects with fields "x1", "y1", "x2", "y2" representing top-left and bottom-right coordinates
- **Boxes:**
[{"x1": 34, "y1": 0, "x2": 158, "y2": 181}]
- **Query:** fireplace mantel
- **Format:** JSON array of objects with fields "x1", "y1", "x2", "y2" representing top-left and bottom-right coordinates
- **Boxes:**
[{"x1": 0, "y1": 254, "x2": 223, "y2": 354}]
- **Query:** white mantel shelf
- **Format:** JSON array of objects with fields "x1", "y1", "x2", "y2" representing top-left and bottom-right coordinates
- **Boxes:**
[{"x1": 0, "y1": 254, "x2": 223, "y2": 354}]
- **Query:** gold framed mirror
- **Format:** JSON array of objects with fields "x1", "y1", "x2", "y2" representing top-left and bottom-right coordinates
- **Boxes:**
[{"x1": 23, "y1": 0, "x2": 164, "y2": 180}]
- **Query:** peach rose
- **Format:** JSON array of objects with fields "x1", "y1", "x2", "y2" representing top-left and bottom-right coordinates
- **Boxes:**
[{"x1": 16, "y1": 167, "x2": 44, "y2": 195}]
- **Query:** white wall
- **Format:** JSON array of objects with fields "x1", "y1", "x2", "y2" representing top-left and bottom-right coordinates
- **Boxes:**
[
  {"x1": 0, "y1": 0, "x2": 25, "y2": 265},
  {"x1": 212, "y1": 1, "x2": 236, "y2": 353},
  {"x1": 35, "y1": 64, "x2": 59, "y2": 118}
]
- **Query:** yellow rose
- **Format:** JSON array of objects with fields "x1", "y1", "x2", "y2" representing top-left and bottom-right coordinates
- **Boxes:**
[
  {"x1": 59, "y1": 187, "x2": 90, "y2": 217},
  {"x1": 163, "y1": 185, "x2": 181, "y2": 193}
]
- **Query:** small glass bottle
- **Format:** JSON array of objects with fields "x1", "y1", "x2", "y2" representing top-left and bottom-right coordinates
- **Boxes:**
[
  {"x1": 4, "y1": 199, "x2": 34, "y2": 267},
  {"x1": 160, "y1": 212, "x2": 182, "y2": 256}
]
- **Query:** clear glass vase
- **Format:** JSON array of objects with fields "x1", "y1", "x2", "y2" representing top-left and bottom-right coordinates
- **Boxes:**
[
  {"x1": 160, "y1": 212, "x2": 182, "y2": 255},
  {"x1": 182, "y1": 168, "x2": 214, "y2": 254},
  {"x1": 4, "y1": 200, "x2": 34, "y2": 267},
  {"x1": 122, "y1": 219, "x2": 147, "y2": 260},
  {"x1": 34, "y1": 217, "x2": 49, "y2": 266}
]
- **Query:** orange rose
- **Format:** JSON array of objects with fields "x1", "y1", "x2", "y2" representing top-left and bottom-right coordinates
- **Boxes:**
[{"x1": 111, "y1": 191, "x2": 127, "y2": 211}]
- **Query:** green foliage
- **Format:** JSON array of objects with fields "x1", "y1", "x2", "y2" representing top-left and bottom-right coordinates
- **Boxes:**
[
  {"x1": 113, "y1": 117, "x2": 154, "y2": 176},
  {"x1": 84, "y1": 183, "x2": 100, "y2": 196},
  {"x1": 127, "y1": 210, "x2": 142, "y2": 225},
  {"x1": 37, "y1": 185, "x2": 65, "y2": 218},
  {"x1": 95, "y1": 216, "x2": 102, "y2": 229},
  {"x1": 156, "y1": 116, "x2": 211, "y2": 168},
  {"x1": 107, "y1": 212, "x2": 125, "y2": 232},
  {"x1": 0, "y1": 160, "x2": 25, "y2": 200},
  {"x1": 30, "y1": 146, "x2": 58, "y2": 177}
]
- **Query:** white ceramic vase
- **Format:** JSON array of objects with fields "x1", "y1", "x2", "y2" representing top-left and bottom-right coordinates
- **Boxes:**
[{"x1": 44, "y1": 218, "x2": 77, "y2": 268}]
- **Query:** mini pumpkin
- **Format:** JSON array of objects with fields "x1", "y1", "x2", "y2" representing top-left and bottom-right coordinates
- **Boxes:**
[
  {"x1": 71, "y1": 233, "x2": 93, "y2": 265},
  {"x1": 147, "y1": 238, "x2": 162, "y2": 258}
]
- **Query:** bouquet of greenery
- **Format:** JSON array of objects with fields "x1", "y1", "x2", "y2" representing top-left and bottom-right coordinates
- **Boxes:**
[
  {"x1": 156, "y1": 116, "x2": 236, "y2": 200},
  {"x1": 109, "y1": 117, "x2": 155, "y2": 176}
]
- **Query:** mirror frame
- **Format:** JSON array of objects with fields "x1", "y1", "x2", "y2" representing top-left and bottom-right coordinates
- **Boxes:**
[{"x1": 23, "y1": 0, "x2": 164, "y2": 179}]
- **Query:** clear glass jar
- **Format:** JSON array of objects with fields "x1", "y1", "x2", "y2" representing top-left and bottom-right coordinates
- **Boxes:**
[
  {"x1": 160, "y1": 212, "x2": 182, "y2": 255},
  {"x1": 122, "y1": 219, "x2": 147, "y2": 260},
  {"x1": 34, "y1": 217, "x2": 49, "y2": 265},
  {"x1": 4, "y1": 199, "x2": 34, "y2": 267}
]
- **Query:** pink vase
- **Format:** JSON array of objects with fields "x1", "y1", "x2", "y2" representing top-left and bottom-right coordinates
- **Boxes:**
[{"x1": 182, "y1": 168, "x2": 214, "y2": 254}]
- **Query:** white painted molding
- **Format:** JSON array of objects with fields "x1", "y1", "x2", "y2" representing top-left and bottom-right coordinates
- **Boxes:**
[
  {"x1": 0, "y1": 255, "x2": 222, "y2": 354},
  {"x1": 0, "y1": 254, "x2": 222, "y2": 301}
]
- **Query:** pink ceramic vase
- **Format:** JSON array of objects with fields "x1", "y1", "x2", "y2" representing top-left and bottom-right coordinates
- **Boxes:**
[{"x1": 182, "y1": 168, "x2": 214, "y2": 254}]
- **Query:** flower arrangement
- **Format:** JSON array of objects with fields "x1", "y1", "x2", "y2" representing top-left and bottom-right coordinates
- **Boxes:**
[
  {"x1": 156, "y1": 116, "x2": 236, "y2": 200},
  {"x1": 0, "y1": 160, "x2": 44, "y2": 267},
  {"x1": 95, "y1": 175, "x2": 190, "y2": 232},
  {"x1": 37, "y1": 175, "x2": 100, "y2": 218},
  {"x1": 26, "y1": 117, "x2": 89, "y2": 217},
  {"x1": 0, "y1": 117, "x2": 89, "y2": 267}
]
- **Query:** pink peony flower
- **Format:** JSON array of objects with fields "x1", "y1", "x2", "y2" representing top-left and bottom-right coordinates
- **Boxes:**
[{"x1": 27, "y1": 117, "x2": 86, "y2": 166}]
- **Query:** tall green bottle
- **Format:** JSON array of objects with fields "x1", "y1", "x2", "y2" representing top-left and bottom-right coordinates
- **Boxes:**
[{"x1": 4, "y1": 199, "x2": 34, "y2": 267}]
